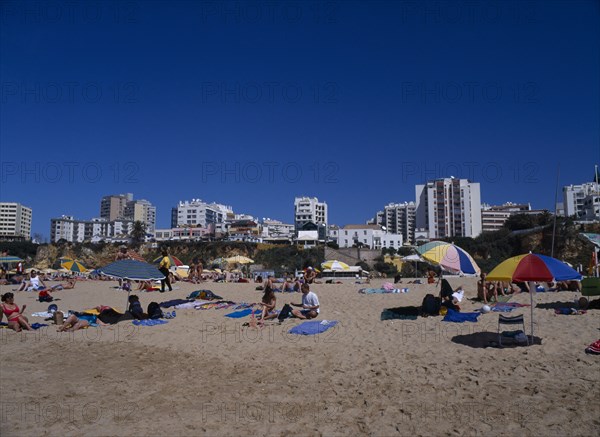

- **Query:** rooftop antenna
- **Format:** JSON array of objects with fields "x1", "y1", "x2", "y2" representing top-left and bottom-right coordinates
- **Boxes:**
[{"x1": 551, "y1": 164, "x2": 560, "y2": 258}]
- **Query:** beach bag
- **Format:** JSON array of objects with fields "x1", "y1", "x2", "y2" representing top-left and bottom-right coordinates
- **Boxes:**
[
  {"x1": 421, "y1": 294, "x2": 441, "y2": 316},
  {"x1": 147, "y1": 302, "x2": 163, "y2": 319},
  {"x1": 278, "y1": 304, "x2": 293, "y2": 322},
  {"x1": 53, "y1": 311, "x2": 64, "y2": 325},
  {"x1": 585, "y1": 339, "x2": 600, "y2": 355},
  {"x1": 38, "y1": 290, "x2": 53, "y2": 302}
]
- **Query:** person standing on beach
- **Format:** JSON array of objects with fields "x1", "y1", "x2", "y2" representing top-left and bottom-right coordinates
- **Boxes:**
[{"x1": 158, "y1": 250, "x2": 173, "y2": 292}]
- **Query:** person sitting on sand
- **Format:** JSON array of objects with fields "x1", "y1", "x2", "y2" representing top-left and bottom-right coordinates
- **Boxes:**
[
  {"x1": 137, "y1": 280, "x2": 156, "y2": 291},
  {"x1": 477, "y1": 273, "x2": 498, "y2": 304},
  {"x1": 282, "y1": 278, "x2": 301, "y2": 292},
  {"x1": 303, "y1": 267, "x2": 317, "y2": 284},
  {"x1": 0, "y1": 292, "x2": 33, "y2": 331},
  {"x1": 258, "y1": 285, "x2": 278, "y2": 321},
  {"x1": 427, "y1": 268, "x2": 437, "y2": 284},
  {"x1": 17, "y1": 270, "x2": 46, "y2": 292},
  {"x1": 290, "y1": 283, "x2": 320, "y2": 319},
  {"x1": 556, "y1": 280, "x2": 582, "y2": 292},
  {"x1": 128, "y1": 295, "x2": 146, "y2": 320}
]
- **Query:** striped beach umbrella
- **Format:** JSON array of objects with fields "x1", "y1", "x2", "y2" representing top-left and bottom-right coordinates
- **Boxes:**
[
  {"x1": 152, "y1": 255, "x2": 184, "y2": 267},
  {"x1": 417, "y1": 242, "x2": 480, "y2": 275},
  {"x1": 61, "y1": 260, "x2": 87, "y2": 273},
  {"x1": 0, "y1": 256, "x2": 24, "y2": 263},
  {"x1": 487, "y1": 253, "x2": 582, "y2": 341},
  {"x1": 321, "y1": 260, "x2": 350, "y2": 271},
  {"x1": 99, "y1": 259, "x2": 165, "y2": 281}
]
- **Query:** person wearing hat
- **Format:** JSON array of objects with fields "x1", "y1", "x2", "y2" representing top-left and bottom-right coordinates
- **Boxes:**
[{"x1": 303, "y1": 267, "x2": 317, "y2": 284}]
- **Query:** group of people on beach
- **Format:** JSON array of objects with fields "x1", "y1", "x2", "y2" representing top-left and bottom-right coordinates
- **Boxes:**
[
  {"x1": 257, "y1": 282, "x2": 320, "y2": 323},
  {"x1": 476, "y1": 272, "x2": 582, "y2": 304}
]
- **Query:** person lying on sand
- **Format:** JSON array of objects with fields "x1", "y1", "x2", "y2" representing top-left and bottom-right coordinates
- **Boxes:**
[
  {"x1": 51, "y1": 278, "x2": 77, "y2": 291},
  {"x1": 57, "y1": 313, "x2": 107, "y2": 332}
]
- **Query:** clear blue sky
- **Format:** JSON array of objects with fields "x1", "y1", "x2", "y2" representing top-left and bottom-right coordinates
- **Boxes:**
[{"x1": 1, "y1": 1, "x2": 599, "y2": 240}]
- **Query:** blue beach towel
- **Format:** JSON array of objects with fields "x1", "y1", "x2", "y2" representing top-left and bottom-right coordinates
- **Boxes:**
[
  {"x1": 288, "y1": 320, "x2": 338, "y2": 335},
  {"x1": 225, "y1": 309, "x2": 260, "y2": 318},
  {"x1": 0, "y1": 322, "x2": 48, "y2": 330},
  {"x1": 491, "y1": 302, "x2": 530, "y2": 313},
  {"x1": 132, "y1": 319, "x2": 168, "y2": 326},
  {"x1": 442, "y1": 309, "x2": 480, "y2": 323}
]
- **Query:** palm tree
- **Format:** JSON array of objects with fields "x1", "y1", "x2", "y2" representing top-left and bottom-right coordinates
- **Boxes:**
[{"x1": 131, "y1": 221, "x2": 147, "y2": 247}]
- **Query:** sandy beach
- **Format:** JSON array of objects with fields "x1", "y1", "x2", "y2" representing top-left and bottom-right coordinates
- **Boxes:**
[{"x1": 1, "y1": 277, "x2": 599, "y2": 436}]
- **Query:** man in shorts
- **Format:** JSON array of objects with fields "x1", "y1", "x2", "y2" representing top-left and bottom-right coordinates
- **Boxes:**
[{"x1": 291, "y1": 283, "x2": 320, "y2": 319}]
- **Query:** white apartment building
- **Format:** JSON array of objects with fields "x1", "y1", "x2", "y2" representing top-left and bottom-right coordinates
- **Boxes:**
[
  {"x1": 50, "y1": 216, "x2": 134, "y2": 243},
  {"x1": 171, "y1": 199, "x2": 233, "y2": 228},
  {"x1": 260, "y1": 219, "x2": 295, "y2": 239},
  {"x1": 337, "y1": 224, "x2": 403, "y2": 250},
  {"x1": 481, "y1": 202, "x2": 530, "y2": 232},
  {"x1": 294, "y1": 196, "x2": 328, "y2": 232},
  {"x1": 563, "y1": 181, "x2": 600, "y2": 221},
  {"x1": 415, "y1": 178, "x2": 482, "y2": 239},
  {"x1": 0, "y1": 202, "x2": 32, "y2": 240},
  {"x1": 154, "y1": 226, "x2": 214, "y2": 242},
  {"x1": 124, "y1": 199, "x2": 157, "y2": 232},
  {"x1": 374, "y1": 201, "x2": 416, "y2": 244}
]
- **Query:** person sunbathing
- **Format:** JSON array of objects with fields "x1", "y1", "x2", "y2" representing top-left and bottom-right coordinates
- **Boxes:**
[
  {"x1": 17, "y1": 270, "x2": 46, "y2": 292},
  {"x1": 57, "y1": 312, "x2": 106, "y2": 332},
  {"x1": 0, "y1": 292, "x2": 33, "y2": 331},
  {"x1": 51, "y1": 278, "x2": 76, "y2": 290}
]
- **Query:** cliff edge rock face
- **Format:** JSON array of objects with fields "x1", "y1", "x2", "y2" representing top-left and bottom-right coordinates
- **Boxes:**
[{"x1": 34, "y1": 244, "x2": 122, "y2": 269}]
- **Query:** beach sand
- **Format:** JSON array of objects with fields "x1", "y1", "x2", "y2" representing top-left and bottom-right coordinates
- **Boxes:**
[{"x1": 1, "y1": 277, "x2": 599, "y2": 436}]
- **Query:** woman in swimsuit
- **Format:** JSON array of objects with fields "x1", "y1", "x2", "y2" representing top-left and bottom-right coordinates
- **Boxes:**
[
  {"x1": 258, "y1": 285, "x2": 278, "y2": 321},
  {"x1": 0, "y1": 292, "x2": 33, "y2": 332}
]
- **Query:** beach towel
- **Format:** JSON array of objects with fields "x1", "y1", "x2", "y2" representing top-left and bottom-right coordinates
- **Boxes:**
[
  {"x1": 381, "y1": 306, "x2": 420, "y2": 320},
  {"x1": 159, "y1": 299, "x2": 192, "y2": 308},
  {"x1": 360, "y1": 288, "x2": 407, "y2": 294},
  {"x1": 225, "y1": 309, "x2": 261, "y2": 318},
  {"x1": 288, "y1": 320, "x2": 338, "y2": 335},
  {"x1": 442, "y1": 309, "x2": 480, "y2": 323},
  {"x1": 32, "y1": 311, "x2": 54, "y2": 318},
  {"x1": 491, "y1": 302, "x2": 530, "y2": 313},
  {"x1": 187, "y1": 290, "x2": 223, "y2": 300},
  {"x1": 132, "y1": 319, "x2": 168, "y2": 326},
  {"x1": 0, "y1": 322, "x2": 47, "y2": 329},
  {"x1": 585, "y1": 339, "x2": 600, "y2": 355},
  {"x1": 554, "y1": 308, "x2": 587, "y2": 315}
]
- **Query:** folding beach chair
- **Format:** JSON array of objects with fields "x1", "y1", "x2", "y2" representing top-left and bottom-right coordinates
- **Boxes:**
[{"x1": 497, "y1": 314, "x2": 529, "y2": 347}]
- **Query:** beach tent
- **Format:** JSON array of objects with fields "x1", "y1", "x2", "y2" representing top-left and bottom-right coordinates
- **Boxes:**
[{"x1": 487, "y1": 253, "x2": 582, "y2": 342}]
